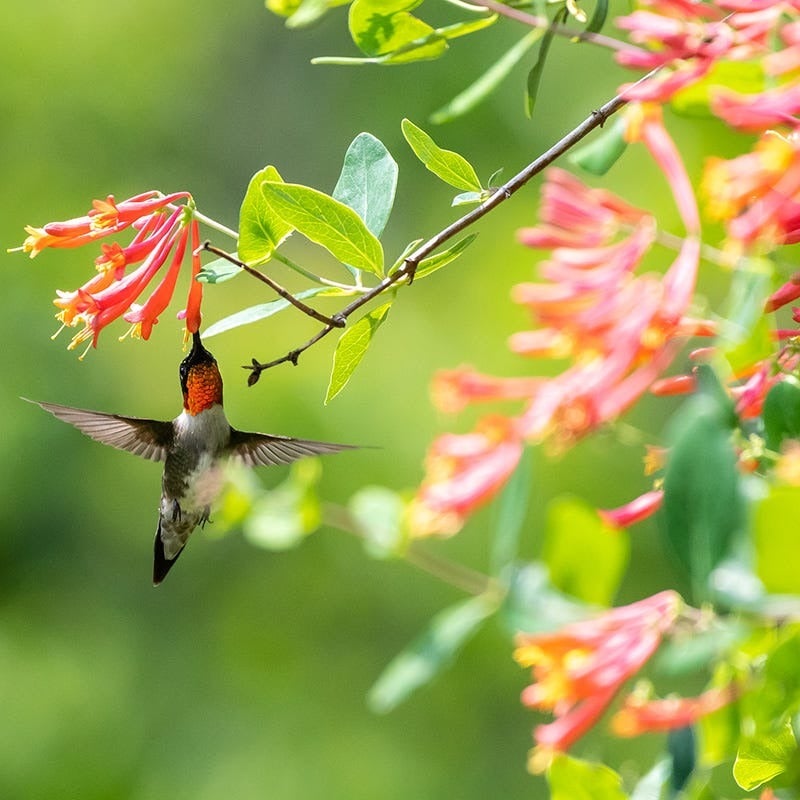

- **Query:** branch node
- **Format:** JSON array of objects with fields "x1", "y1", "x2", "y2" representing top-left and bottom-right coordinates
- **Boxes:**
[{"x1": 331, "y1": 313, "x2": 347, "y2": 328}]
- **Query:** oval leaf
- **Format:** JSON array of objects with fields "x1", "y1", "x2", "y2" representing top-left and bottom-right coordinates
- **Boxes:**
[
  {"x1": 367, "y1": 593, "x2": 497, "y2": 714},
  {"x1": 547, "y1": 754, "x2": 629, "y2": 800},
  {"x1": 763, "y1": 378, "x2": 800, "y2": 452},
  {"x1": 196, "y1": 257, "x2": 243, "y2": 284},
  {"x1": 333, "y1": 132, "x2": 398, "y2": 239},
  {"x1": 238, "y1": 165, "x2": 293, "y2": 263},
  {"x1": 262, "y1": 181, "x2": 384, "y2": 276},
  {"x1": 326, "y1": 302, "x2": 391, "y2": 403},
  {"x1": 734, "y1": 720, "x2": 796, "y2": 791},
  {"x1": 401, "y1": 118, "x2": 481, "y2": 191},
  {"x1": 569, "y1": 115, "x2": 628, "y2": 176},
  {"x1": 203, "y1": 287, "x2": 332, "y2": 338}
]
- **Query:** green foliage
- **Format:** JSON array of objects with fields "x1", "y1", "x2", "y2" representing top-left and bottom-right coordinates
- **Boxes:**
[
  {"x1": 763, "y1": 378, "x2": 800, "y2": 452},
  {"x1": 526, "y1": 9, "x2": 565, "y2": 118},
  {"x1": 547, "y1": 754, "x2": 629, "y2": 800},
  {"x1": 261, "y1": 181, "x2": 385, "y2": 275},
  {"x1": 203, "y1": 287, "x2": 334, "y2": 338},
  {"x1": 326, "y1": 301, "x2": 392, "y2": 402},
  {"x1": 733, "y1": 720, "x2": 796, "y2": 791},
  {"x1": 754, "y1": 484, "x2": 800, "y2": 593},
  {"x1": 401, "y1": 119, "x2": 482, "y2": 192},
  {"x1": 630, "y1": 759, "x2": 670, "y2": 800},
  {"x1": 238, "y1": 165, "x2": 293, "y2": 263},
  {"x1": 490, "y1": 447, "x2": 532, "y2": 578},
  {"x1": 542, "y1": 495, "x2": 629, "y2": 606},
  {"x1": 671, "y1": 60, "x2": 766, "y2": 118},
  {"x1": 662, "y1": 376, "x2": 744, "y2": 597},
  {"x1": 349, "y1": 485, "x2": 408, "y2": 558},
  {"x1": 368, "y1": 593, "x2": 498, "y2": 713},
  {"x1": 195, "y1": 256, "x2": 243, "y2": 284},
  {"x1": 569, "y1": 116, "x2": 628, "y2": 176},
  {"x1": 405, "y1": 233, "x2": 478, "y2": 281}
]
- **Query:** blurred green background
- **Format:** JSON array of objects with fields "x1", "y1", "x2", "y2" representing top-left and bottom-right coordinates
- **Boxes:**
[{"x1": 1, "y1": 2, "x2": 741, "y2": 798}]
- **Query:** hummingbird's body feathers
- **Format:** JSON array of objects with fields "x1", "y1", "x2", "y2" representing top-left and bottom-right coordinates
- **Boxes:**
[
  {"x1": 25, "y1": 399, "x2": 173, "y2": 462},
  {"x1": 228, "y1": 429, "x2": 357, "y2": 467},
  {"x1": 28, "y1": 332, "x2": 356, "y2": 585}
]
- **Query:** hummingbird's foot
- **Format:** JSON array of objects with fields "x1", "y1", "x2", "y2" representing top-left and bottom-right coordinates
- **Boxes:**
[
  {"x1": 199, "y1": 506, "x2": 211, "y2": 527},
  {"x1": 171, "y1": 501, "x2": 182, "y2": 522}
]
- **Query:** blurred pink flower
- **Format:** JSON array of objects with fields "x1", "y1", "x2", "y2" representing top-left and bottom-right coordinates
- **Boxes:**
[
  {"x1": 515, "y1": 591, "x2": 682, "y2": 757},
  {"x1": 598, "y1": 490, "x2": 664, "y2": 529}
]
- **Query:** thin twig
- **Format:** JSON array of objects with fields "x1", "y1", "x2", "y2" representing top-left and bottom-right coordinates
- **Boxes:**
[
  {"x1": 468, "y1": 0, "x2": 647, "y2": 55},
  {"x1": 202, "y1": 243, "x2": 346, "y2": 329},
  {"x1": 244, "y1": 67, "x2": 659, "y2": 384}
]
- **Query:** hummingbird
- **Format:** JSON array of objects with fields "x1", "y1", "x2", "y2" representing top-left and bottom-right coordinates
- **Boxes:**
[{"x1": 28, "y1": 331, "x2": 356, "y2": 585}]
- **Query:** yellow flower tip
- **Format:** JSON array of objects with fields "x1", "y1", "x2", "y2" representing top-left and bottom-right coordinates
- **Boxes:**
[
  {"x1": 50, "y1": 323, "x2": 67, "y2": 341},
  {"x1": 118, "y1": 322, "x2": 142, "y2": 342},
  {"x1": 609, "y1": 708, "x2": 638, "y2": 737},
  {"x1": 513, "y1": 643, "x2": 546, "y2": 668},
  {"x1": 527, "y1": 746, "x2": 555, "y2": 775},
  {"x1": 77, "y1": 342, "x2": 93, "y2": 361}
]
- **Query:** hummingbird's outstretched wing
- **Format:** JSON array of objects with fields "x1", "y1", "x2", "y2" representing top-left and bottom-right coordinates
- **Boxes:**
[
  {"x1": 26, "y1": 399, "x2": 173, "y2": 462},
  {"x1": 228, "y1": 429, "x2": 357, "y2": 468}
]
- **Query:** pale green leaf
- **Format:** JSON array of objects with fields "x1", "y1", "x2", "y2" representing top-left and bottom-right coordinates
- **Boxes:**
[
  {"x1": 491, "y1": 447, "x2": 532, "y2": 577},
  {"x1": 630, "y1": 759, "x2": 670, "y2": 800},
  {"x1": 401, "y1": 118, "x2": 481, "y2": 191},
  {"x1": 262, "y1": 181, "x2": 384, "y2": 276},
  {"x1": 326, "y1": 302, "x2": 391, "y2": 403},
  {"x1": 368, "y1": 593, "x2": 497, "y2": 713},
  {"x1": 203, "y1": 287, "x2": 332, "y2": 338},
  {"x1": 333, "y1": 133, "x2": 398, "y2": 239},
  {"x1": 349, "y1": 486, "x2": 407, "y2": 559},
  {"x1": 238, "y1": 165, "x2": 293, "y2": 263},
  {"x1": 430, "y1": 29, "x2": 543, "y2": 124},
  {"x1": 401, "y1": 233, "x2": 478, "y2": 282},
  {"x1": 196, "y1": 257, "x2": 243, "y2": 284},
  {"x1": 754, "y1": 484, "x2": 800, "y2": 594},
  {"x1": 435, "y1": 14, "x2": 496, "y2": 41},
  {"x1": 733, "y1": 720, "x2": 796, "y2": 791}
]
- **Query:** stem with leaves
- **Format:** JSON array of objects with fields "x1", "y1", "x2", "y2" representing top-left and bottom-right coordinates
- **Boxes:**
[{"x1": 240, "y1": 68, "x2": 658, "y2": 385}]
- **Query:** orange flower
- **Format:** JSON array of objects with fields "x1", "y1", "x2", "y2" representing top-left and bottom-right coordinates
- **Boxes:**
[
  {"x1": 515, "y1": 592, "x2": 682, "y2": 756},
  {"x1": 15, "y1": 191, "x2": 204, "y2": 354},
  {"x1": 410, "y1": 416, "x2": 523, "y2": 537}
]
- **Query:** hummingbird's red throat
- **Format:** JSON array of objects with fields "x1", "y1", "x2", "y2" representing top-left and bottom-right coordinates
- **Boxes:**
[{"x1": 184, "y1": 363, "x2": 223, "y2": 415}]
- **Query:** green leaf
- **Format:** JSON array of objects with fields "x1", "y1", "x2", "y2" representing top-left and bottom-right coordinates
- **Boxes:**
[
  {"x1": 242, "y1": 460, "x2": 322, "y2": 550},
  {"x1": 196, "y1": 257, "x2": 243, "y2": 284},
  {"x1": 668, "y1": 726, "x2": 696, "y2": 795},
  {"x1": 491, "y1": 447, "x2": 532, "y2": 577},
  {"x1": 568, "y1": 115, "x2": 628, "y2": 176},
  {"x1": 333, "y1": 133, "x2": 398, "y2": 240},
  {"x1": 404, "y1": 233, "x2": 478, "y2": 282},
  {"x1": 585, "y1": 0, "x2": 609, "y2": 34},
  {"x1": 672, "y1": 60, "x2": 766, "y2": 118},
  {"x1": 662, "y1": 389, "x2": 743, "y2": 597},
  {"x1": 754, "y1": 484, "x2": 800, "y2": 593},
  {"x1": 368, "y1": 593, "x2": 497, "y2": 713},
  {"x1": 719, "y1": 259, "x2": 774, "y2": 374},
  {"x1": 630, "y1": 759, "x2": 670, "y2": 800},
  {"x1": 349, "y1": 486, "x2": 407, "y2": 559},
  {"x1": 430, "y1": 29, "x2": 543, "y2": 124},
  {"x1": 754, "y1": 627, "x2": 800, "y2": 728},
  {"x1": 348, "y1": 0, "x2": 446, "y2": 63},
  {"x1": 733, "y1": 720, "x2": 796, "y2": 791},
  {"x1": 763, "y1": 378, "x2": 800, "y2": 452},
  {"x1": 435, "y1": 14, "x2": 496, "y2": 41},
  {"x1": 526, "y1": 11, "x2": 564, "y2": 118},
  {"x1": 401, "y1": 119, "x2": 482, "y2": 191},
  {"x1": 238, "y1": 165, "x2": 293, "y2": 263},
  {"x1": 547, "y1": 754, "x2": 629, "y2": 800},
  {"x1": 326, "y1": 302, "x2": 391, "y2": 403},
  {"x1": 501, "y1": 562, "x2": 589, "y2": 635},
  {"x1": 262, "y1": 181, "x2": 384, "y2": 276},
  {"x1": 203, "y1": 287, "x2": 332, "y2": 338},
  {"x1": 542, "y1": 495, "x2": 629, "y2": 605},
  {"x1": 451, "y1": 191, "x2": 484, "y2": 206}
]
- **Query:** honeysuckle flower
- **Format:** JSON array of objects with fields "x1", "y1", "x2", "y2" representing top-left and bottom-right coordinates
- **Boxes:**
[
  {"x1": 409, "y1": 416, "x2": 523, "y2": 537},
  {"x1": 702, "y1": 132, "x2": 800, "y2": 251},
  {"x1": 515, "y1": 591, "x2": 682, "y2": 758},
  {"x1": 431, "y1": 367, "x2": 544, "y2": 414},
  {"x1": 15, "y1": 190, "x2": 203, "y2": 355},
  {"x1": 610, "y1": 685, "x2": 736, "y2": 736},
  {"x1": 598, "y1": 490, "x2": 664, "y2": 529}
]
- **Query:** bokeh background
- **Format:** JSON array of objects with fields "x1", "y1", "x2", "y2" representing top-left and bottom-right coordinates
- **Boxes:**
[{"x1": 1, "y1": 2, "x2": 740, "y2": 798}]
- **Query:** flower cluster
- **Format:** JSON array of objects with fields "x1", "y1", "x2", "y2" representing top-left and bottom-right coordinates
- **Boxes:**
[
  {"x1": 15, "y1": 191, "x2": 203, "y2": 356},
  {"x1": 410, "y1": 108, "x2": 703, "y2": 537},
  {"x1": 514, "y1": 591, "x2": 682, "y2": 764}
]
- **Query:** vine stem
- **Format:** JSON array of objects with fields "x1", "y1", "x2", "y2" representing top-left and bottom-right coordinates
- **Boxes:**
[
  {"x1": 322, "y1": 503, "x2": 495, "y2": 596},
  {"x1": 243, "y1": 66, "x2": 659, "y2": 384},
  {"x1": 467, "y1": 0, "x2": 648, "y2": 55},
  {"x1": 192, "y1": 209, "x2": 239, "y2": 240}
]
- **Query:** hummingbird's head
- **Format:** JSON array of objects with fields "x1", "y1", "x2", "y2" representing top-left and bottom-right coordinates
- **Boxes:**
[{"x1": 180, "y1": 332, "x2": 223, "y2": 415}]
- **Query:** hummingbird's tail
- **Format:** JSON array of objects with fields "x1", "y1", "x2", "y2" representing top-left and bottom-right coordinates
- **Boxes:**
[{"x1": 153, "y1": 521, "x2": 185, "y2": 586}]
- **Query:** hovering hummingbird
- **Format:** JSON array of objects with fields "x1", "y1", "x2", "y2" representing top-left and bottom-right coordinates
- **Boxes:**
[{"x1": 28, "y1": 332, "x2": 356, "y2": 585}]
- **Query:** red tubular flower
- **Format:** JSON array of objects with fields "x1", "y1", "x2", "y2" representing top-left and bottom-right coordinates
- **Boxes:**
[
  {"x1": 598, "y1": 490, "x2": 664, "y2": 529},
  {"x1": 610, "y1": 685, "x2": 736, "y2": 737},
  {"x1": 431, "y1": 367, "x2": 544, "y2": 414},
  {"x1": 16, "y1": 190, "x2": 204, "y2": 354},
  {"x1": 651, "y1": 373, "x2": 697, "y2": 396},
  {"x1": 409, "y1": 416, "x2": 523, "y2": 537},
  {"x1": 515, "y1": 592, "x2": 682, "y2": 757}
]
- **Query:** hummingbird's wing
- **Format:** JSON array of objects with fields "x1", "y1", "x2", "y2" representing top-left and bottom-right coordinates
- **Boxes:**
[
  {"x1": 228, "y1": 429, "x2": 357, "y2": 467},
  {"x1": 27, "y1": 399, "x2": 173, "y2": 462}
]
